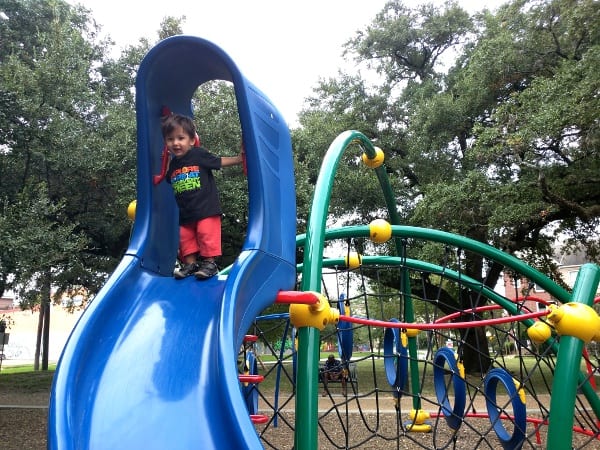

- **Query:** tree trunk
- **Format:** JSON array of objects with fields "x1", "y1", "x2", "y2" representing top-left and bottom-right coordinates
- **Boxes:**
[
  {"x1": 42, "y1": 295, "x2": 50, "y2": 370},
  {"x1": 41, "y1": 273, "x2": 51, "y2": 371},
  {"x1": 459, "y1": 326, "x2": 492, "y2": 374},
  {"x1": 34, "y1": 306, "x2": 44, "y2": 371},
  {"x1": 416, "y1": 255, "x2": 502, "y2": 375},
  {"x1": 34, "y1": 272, "x2": 52, "y2": 371}
]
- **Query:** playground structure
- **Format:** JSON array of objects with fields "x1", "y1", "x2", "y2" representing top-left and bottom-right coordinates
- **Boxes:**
[
  {"x1": 250, "y1": 130, "x2": 600, "y2": 450},
  {"x1": 46, "y1": 36, "x2": 600, "y2": 450}
]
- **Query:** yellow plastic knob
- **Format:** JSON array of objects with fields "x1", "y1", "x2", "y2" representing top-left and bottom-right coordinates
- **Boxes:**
[
  {"x1": 527, "y1": 321, "x2": 552, "y2": 344},
  {"x1": 127, "y1": 200, "x2": 137, "y2": 221},
  {"x1": 361, "y1": 147, "x2": 385, "y2": 168}
]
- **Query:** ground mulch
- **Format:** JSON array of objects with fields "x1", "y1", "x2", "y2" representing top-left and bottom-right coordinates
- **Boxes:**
[
  {"x1": 1, "y1": 390, "x2": 597, "y2": 449},
  {"x1": 0, "y1": 392, "x2": 48, "y2": 450}
]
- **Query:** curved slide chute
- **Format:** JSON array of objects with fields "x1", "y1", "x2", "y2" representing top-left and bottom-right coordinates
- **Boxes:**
[{"x1": 48, "y1": 36, "x2": 296, "y2": 449}]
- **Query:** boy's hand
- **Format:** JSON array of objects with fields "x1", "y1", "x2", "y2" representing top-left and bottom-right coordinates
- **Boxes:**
[{"x1": 241, "y1": 144, "x2": 247, "y2": 175}]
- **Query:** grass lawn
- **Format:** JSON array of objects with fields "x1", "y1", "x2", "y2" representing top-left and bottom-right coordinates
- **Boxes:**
[
  {"x1": 255, "y1": 353, "x2": 594, "y2": 397},
  {"x1": 0, "y1": 365, "x2": 55, "y2": 394},
  {"x1": 256, "y1": 355, "x2": 442, "y2": 395},
  {"x1": 1, "y1": 356, "x2": 594, "y2": 398}
]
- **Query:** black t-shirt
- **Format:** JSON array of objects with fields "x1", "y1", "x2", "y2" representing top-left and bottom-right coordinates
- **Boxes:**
[
  {"x1": 166, "y1": 147, "x2": 223, "y2": 225},
  {"x1": 325, "y1": 358, "x2": 342, "y2": 372}
]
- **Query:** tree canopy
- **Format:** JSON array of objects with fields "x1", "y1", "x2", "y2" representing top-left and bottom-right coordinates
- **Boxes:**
[
  {"x1": 294, "y1": 0, "x2": 600, "y2": 278},
  {"x1": 0, "y1": 0, "x2": 144, "y2": 367},
  {"x1": 292, "y1": 0, "x2": 599, "y2": 372}
]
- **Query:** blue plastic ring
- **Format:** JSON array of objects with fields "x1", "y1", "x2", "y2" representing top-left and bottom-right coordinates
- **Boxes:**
[
  {"x1": 484, "y1": 368, "x2": 527, "y2": 450},
  {"x1": 243, "y1": 352, "x2": 259, "y2": 415},
  {"x1": 383, "y1": 319, "x2": 408, "y2": 390},
  {"x1": 337, "y1": 297, "x2": 353, "y2": 361},
  {"x1": 433, "y1": 347, "x2": 466, "y2": 430}
]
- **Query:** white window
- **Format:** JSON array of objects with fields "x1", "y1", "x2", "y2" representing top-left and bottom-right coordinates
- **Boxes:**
[{"x1": 567, "y1": 270, "x2": 578, "y2": 287}]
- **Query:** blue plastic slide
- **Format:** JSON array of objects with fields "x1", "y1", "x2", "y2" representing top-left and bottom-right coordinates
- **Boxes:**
[{"x1": 48, "y1": 36, "x2": 297, "y2": 449}]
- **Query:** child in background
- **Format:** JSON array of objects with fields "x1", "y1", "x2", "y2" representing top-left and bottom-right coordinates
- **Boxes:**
[{"x1": 162, "y1": 113, "x2": 243, "y2": 280}]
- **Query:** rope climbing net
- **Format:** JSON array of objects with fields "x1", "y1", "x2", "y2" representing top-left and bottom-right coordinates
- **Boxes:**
[{"x1": 245, "y1": 233, "x2": 600, "y2": 450}]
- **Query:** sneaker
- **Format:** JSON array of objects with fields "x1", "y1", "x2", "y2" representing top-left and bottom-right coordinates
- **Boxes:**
[
  {"x1": 173, "y1": 262, "x2": 199, "y2": 279},
  {"x1": 194, "y1": 259, "x2": 218, "y2": 280}
]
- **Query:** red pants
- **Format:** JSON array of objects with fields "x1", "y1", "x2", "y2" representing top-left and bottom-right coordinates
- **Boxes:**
[{"x1": 179, "y1": 215, "x2": 221, "y2": 259}]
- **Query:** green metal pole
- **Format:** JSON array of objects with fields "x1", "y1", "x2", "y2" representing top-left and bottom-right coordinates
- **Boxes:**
[
  {"x1": 295, "y1": 131, "x2": 396, "y2": 450},
  {"x1": 403, "y1": 268, "x2": 422, "y2": 410},
  {"x1": 294, "y1": 326, "x2": 321, "y2": 450},
  {"x1": 547, "y1": 263, "x2": 600, "y2": 449}
]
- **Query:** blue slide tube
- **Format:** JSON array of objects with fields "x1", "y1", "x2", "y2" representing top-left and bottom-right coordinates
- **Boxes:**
[{"x1": 48, "y1": 36, "x2": 296, "y2": 449}]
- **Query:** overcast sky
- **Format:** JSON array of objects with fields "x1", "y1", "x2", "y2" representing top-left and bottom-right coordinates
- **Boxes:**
[{"x1": 72, "y1": 0, "x2": 507, "y2": 125}]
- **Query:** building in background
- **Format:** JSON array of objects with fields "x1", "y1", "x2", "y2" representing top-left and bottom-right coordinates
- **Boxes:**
[
  {"x1": 0, "y1": 290, "x2": 83, "y2": 364},
  {"x1": 502, "y1": 248, "x2": 599, "y2": 313}
]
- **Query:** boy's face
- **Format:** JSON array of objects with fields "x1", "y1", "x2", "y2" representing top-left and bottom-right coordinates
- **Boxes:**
[{"x1": 164, "y1": 125, "x2": 196, "y2": 158}]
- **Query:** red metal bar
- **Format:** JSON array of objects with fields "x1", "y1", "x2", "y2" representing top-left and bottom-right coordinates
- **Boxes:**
[
  {"x1": 275, "y1": 291, "x2": 319, "y2": 305},
  {"x1": 238, "y1": 374, "x2": 264, "y2": 383},
  {"x1": 250, "y1": 414, "x2": 269, "y2": 424},
  {"x1": 341, "y1": 310, "x2": 548, "y2": 330},
  {"x1": 429, "y1": 412, "x2": 599, "y2": 440}
]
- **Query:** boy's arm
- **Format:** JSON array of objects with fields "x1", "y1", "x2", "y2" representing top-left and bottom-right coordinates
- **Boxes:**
[{"x1": 221, "y1": 153, "x2": 243, "y2": 167}]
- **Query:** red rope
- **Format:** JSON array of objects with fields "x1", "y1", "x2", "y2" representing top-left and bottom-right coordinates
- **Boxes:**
[{"x1": 340, "y1": 310, "x2": 549, "y2": 330}]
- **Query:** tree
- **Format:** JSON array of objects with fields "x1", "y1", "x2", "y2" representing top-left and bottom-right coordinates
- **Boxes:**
[
  {"x1": 0, "y1": 0, "x2": 137, "y2": 369},
  {"x1": 295, "y1": 0, "x2": 600, "y2": 373},
  {"x1": 2, "y1": 184, "x2": 89, "y2": 369},
  {"x1": 405, "y1": 0, "x2": 600, "y2": 263},
  {"x1": 468, "y1": 0, "x2": 600, "y2": 259},
  {"x1": 0, "y1": 2, "x2": 255, "y2": 369}
]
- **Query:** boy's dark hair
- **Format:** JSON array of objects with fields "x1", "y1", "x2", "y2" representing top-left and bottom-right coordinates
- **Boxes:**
[{"x1": 160, "y1": 113, "x2": 197, "y2": 139}]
